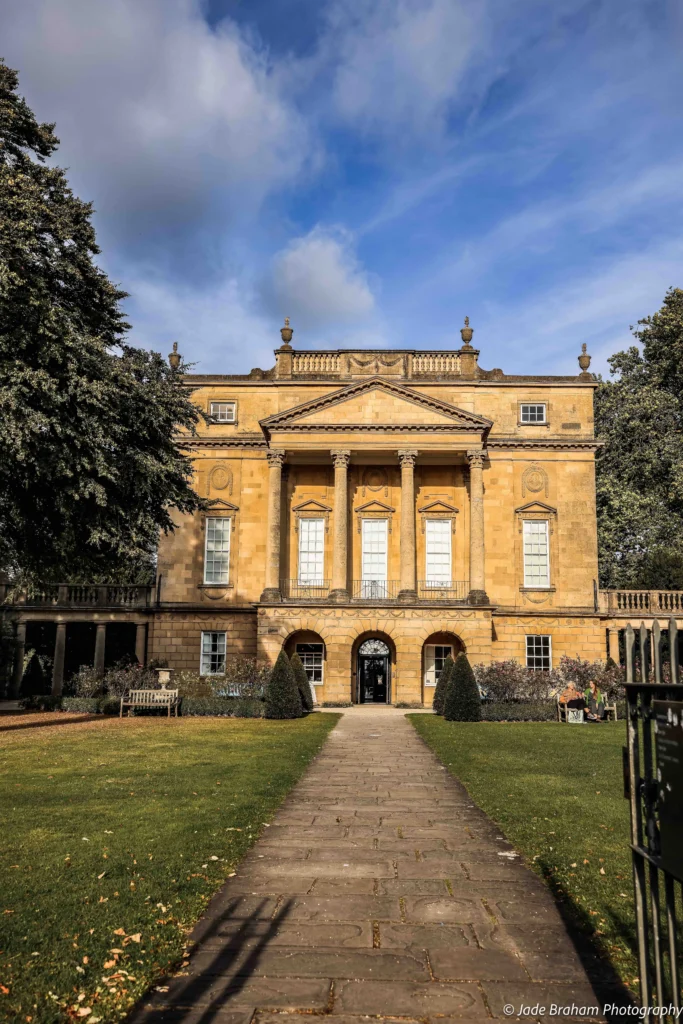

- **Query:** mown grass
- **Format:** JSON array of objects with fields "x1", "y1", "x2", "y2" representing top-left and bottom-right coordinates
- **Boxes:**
[
  {"x1": 409, "y1": 717, "x2": 639, "y2": 989},
  {"x1": 0, "y1": 713, "x2": 338, "y2": 1024}
]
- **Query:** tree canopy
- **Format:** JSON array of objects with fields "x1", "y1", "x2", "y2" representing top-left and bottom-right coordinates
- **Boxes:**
[
  {"x1": 595, "y1": 287, "x2": 683, "y2": 588},
  {"x1": 0, "y1": 60, "x2": 204, "y2": 584}
]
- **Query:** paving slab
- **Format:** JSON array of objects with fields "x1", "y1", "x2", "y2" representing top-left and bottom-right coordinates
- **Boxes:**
[{"x1": 129, "y1": 710, "x2": 607, "y2": 1023}]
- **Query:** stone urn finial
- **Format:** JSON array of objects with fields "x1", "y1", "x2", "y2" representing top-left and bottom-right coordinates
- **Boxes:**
[
  {"x1": 460, "y1": 316, "x2": 474, "y2": 350},
  {"x1": 168, "y1": 341, "x2": 181, "y2": 370},
  {"x1": 578, "y1": 342, "x2": 592, "y2": 376},
  {"x1": 279, "y1": 316, "x2": 294, "y2": 349}
]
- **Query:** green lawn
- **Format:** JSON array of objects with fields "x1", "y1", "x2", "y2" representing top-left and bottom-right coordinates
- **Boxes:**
[
  {"x1": 409, "y1": 717, "x2": 638, "y2": 989},
  {"x1": 0, "y1": 713, "x2": 338, "y2": 1024}
]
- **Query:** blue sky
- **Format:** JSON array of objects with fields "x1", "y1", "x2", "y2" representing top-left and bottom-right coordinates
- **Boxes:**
[{"x1": 3, "y1": 0, "x2": 683, "y2": 377}]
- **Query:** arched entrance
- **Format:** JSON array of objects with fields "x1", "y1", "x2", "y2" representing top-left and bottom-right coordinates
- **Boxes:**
[
  {"x1": 284, "y1": 630, "x2": 326, "y2": 704},
  {"x1": 357, "y1": 637, "x2": 392, "y2": 704},
  {"x1": 422, "y1": 632, "x2": 464, "y2": 703}
]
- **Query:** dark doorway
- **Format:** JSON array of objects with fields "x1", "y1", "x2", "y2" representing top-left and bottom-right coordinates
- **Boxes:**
[{"x1": 357, "y1": 639, "x2": 391, "y2": 704}]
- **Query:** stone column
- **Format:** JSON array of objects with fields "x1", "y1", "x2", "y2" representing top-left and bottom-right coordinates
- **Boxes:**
[
  {"x1": 330, "y1": 450, "x2": 351, "y2": 601},
  {"x1": 52, "y1": 622, "x2": 67, "y2": 696},
  {"x1": 398, "y1": 450, "x2": 418, "y2": 602},
  {"x1": 135, "y1": 623, "x2": 147, "y2": 665},
  {"x1": 467, "y1": 449, "x2": 488, "y2": 605},
  {"x1": 11, "y1": 620, "x2": 26, "y2": 698},
  {"x1": 261, "y1": 450, "x2": 285, "y2": 601},
  {"x1": 608, "y1": 627, "x2": 620, "y2": 665},
  {"x1": 94, "y1": 623, "x2": 106, "y2": 677}
]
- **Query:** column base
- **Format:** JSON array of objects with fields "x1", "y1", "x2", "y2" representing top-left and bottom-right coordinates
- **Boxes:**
[
  {"x1": 398, "y1": 589, "x2": 418, "y2": 603},
  {"x1": 468, "y1": 589, "x2": 489, "y2": 606},
  {"x1": 329, "y1": 588, "x2": 349, "y2": 603},
  {"x1": 259, "y1": 588, "x2": 282, "y2": 603}
]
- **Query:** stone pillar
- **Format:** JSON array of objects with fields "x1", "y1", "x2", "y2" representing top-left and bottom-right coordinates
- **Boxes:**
[
  {"x1": 135, "y1": 623, "x2": 147, "y2": 665},
  {"x1": 467, "y1": 449, "x2": 488, "y2": 605},
  {"x1": 94, "y1": 623, "x2": 106, "y2": 677},
  {"x1": 11, "y1": 620, "x2": 26, "y2": 698},
  {"x1": 398, "y1": 450, "x2": 418, "y2": 602},
  {"x1": 261, "y1": 450, "x2": 285, "y2": 601},
  {"x1": 608, "y1": 627, "x2": 620, "y2": 665},
  {"x1": 52, "y1": 622, "x2": 67, "y2": 696},
  {"x1": 330, "y1": 450, "x2": 351, "y2": 601}
]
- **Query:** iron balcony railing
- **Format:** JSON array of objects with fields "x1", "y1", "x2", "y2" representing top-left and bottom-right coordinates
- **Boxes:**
[
  {"x1": 418, "y1": 580, "x2": 469, "y2": 602},
  {"x1": 0, "y1": 583, "x2": 154, "y2": 608},
  {"x1": 280, "y1": 579, "x2": 331, "y2": 601},
  {"x1": 352, "y1": 579, "x2": 400, "y2": 601}
]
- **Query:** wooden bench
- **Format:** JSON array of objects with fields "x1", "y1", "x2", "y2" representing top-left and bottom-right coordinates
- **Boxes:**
[
  {"x1": 557, "y1": 697, "x2": 618, "y2": 722},
  {"x1": 120, "y1": 688, "x2": 179, "y2": 717}
]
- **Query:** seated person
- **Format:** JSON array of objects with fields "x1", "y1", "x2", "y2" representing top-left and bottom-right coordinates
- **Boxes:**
[
  {"x1": 584, "y1": 679, "x2": 606, "y2": 721},
  {"x1": 559, "y1": 682, "x2": 586, "y2": 711}
]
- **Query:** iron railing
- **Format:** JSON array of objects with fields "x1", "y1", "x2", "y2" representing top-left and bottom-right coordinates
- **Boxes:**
[
  {"x1": 280, "y1": 579, "x2": 330, "y2": 601},
  {"x1": 624, "y1": 619, "x2": 683, "y2": 1022},
  {"x1": 418, "y1": 580, "x2": 469, "y2": 602},
  {"x1": 352, "y1": 579, "x2": 400, "y2": 601},
  {"x1": 0, "y1": 583, "x2": 154, "y2": 608}
]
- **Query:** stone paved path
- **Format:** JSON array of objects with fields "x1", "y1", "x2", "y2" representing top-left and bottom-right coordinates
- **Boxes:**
[{"x1": 133, "y1": 710, "x2": 609, "y2": 1024}]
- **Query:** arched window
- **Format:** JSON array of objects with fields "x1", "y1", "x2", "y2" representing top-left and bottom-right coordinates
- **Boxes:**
[{"x1": 358, "y1": 639, "x2": 390, "y2": 657}]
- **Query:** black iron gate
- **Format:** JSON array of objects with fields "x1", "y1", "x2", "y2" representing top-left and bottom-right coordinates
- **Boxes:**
[{"x1": 624, "y1": 618, "x2": 683, "y2": 1021}]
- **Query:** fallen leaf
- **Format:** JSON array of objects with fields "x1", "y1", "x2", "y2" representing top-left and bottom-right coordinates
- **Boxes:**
[
  {"x1": 113, "y1": 929, "x2": 126, "y2": 936},
  {"x1": 76, "y1": 1008, "x2": 91, "y2": 1017},
  {"x1": 82, "y1": 956, "x2": 88, "y2": 965},
  {"x1": 103, "y1": 960, "x2": 117, "y2": 969},
  {"x1": 128, "y1": 934, "x2": 141, "y2": 943},
  {"x1": 97, "y1": 872, "x2": 106, "y2": 880},
  {"x1": 600, "y1": 867, "x2": 606, "y2": 875},
  {"x1": 0, "y1": 985, "x2": 9, "y2": 995}
]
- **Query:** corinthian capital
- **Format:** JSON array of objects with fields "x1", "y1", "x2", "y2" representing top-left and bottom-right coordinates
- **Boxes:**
[
  {"x1": 398, "y1": 449, "x2": 418, "y2": 467},
  {"x1": 466, "y1": 449, "x2": 485, "y2": 469},
  {"x1": 266, "y1": 450, "x2": 286, "y2": 469},
  {"x1": 331, "y1": 450, "x2": 351, "y2": 469}
]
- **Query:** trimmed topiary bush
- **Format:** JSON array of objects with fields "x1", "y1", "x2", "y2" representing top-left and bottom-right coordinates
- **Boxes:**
[
  {"x1": 432, "y1": 655, "x2": 454, "y2": 715},
  {"x1": 264, "y1": 651, "x2": 303, "y2": 719},
  {"x1": 290, "y1": 652, "x2": 314, "y2": 712},
  {"x1": 444, "y1": 652, "x2": 482, "y2": 722}
]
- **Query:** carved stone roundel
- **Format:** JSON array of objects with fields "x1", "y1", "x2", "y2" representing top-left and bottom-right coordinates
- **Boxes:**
[
  {"x1": 362, "y1": 467, "x2": 388, "y2": 495},
  {"x1": 524, "y1": 467, "x2": 545, "y2": 494},
  {"x1": 211, "y1": 467, "x2": 232, "y2": 492}
]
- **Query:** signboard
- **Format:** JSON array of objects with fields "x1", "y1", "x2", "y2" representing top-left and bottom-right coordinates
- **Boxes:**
[{"x1": 654, "y1": 700, "x2": 683, "y2": 884}]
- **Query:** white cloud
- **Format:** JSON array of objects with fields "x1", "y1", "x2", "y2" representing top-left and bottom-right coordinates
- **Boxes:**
[{"x1": 266, "y1": 227, "x2": 376, "y2": 331}]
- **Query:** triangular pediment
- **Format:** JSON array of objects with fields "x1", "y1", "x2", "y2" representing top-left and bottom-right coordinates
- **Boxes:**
[
  {"x1": 207, "y1": 498, "x2": 239, "y2": 511},
  {"x1": 515, "y1": 501, "x2": 557, "y2": 515},
  {"x1": 260, "y1": 377, "x2": 492, "y2": 434},
  {"x1": 354, "y1": 499, "x2": 395, "y2": 514},
  {"x1": 418, "y1": 499, "x2": 460, "y2": 514},
  {"x1": 292, "y1": 498, "x2": 333, "y2": 514}
]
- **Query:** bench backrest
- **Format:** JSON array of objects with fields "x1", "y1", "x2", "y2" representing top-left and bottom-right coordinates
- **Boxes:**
[{"x1": 125, "y1": 689, "x2": 178, "y2": 705}]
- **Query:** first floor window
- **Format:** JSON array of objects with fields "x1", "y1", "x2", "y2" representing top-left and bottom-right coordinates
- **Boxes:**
[
  {"x1": 201, "y1": 631, "x2": 226, "y2": 675},
  {"x1": 425, "y1": 519, "x2": 452, "y2": 586},
  {"x1": 296, "y1": 643, "x2": 323, "y2": 685},
  {"x1": 205, "y1": 517, "x2": 231, "y2": 584},
  {"x1": 298, "y1": 518, "x2": 324, "y2": 584},
  {"x1": 520, "y1": 403, "x2": 546, "y2": 424},
  {"x1": 210, "y1": 401, "x2": 236, "y2": 422},
  {"x1": 523, "y1": 519, "x2": 550, "y2": 587},
  {"x1": 424, "y1": 644, "x2": 453, "y2": 687},
  {"x1": 526, "y1": 635, "x2": 551, "y2": 671}
]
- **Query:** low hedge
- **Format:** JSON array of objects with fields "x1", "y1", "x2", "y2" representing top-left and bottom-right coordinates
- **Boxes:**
[
  {"x1": 481, "y1": 701, "x2": 556, "y2": 722},
  {"x1": 181, "y1": 696, "x2": 264, "y2": 718},
  {"x1": 19, "y1": 694, "x2": 63, "y2": 711}
]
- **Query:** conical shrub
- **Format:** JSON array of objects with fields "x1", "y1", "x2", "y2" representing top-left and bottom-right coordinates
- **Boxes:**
[
  {"x1": 444, "y1": 652, "x2": 481, "y2": 722},
  {"x1": 432, "y1": 654, "x2": 454, "y2": 715},
  {"x1": 264, "y1": 651, "x2": 303, "y2": 719},
  {"x1": 290, "y1": 652, "x2": 314, "y2": 712}
]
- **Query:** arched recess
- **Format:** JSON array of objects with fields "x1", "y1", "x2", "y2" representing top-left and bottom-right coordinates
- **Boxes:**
[
  {"x1": 422, "y1": 631, "x2": 465, "y2": 703},
  {"x1": 284, "y1": 629, "x2": 326, "y2": 702},
  {"x1": 351, "y1": 631, "x2": 396, "y2": 705}
]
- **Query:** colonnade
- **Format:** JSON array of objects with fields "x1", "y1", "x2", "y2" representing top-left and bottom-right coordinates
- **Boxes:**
[{"x1": 260, "y1": 448, "x2": 487, "y2": 605}]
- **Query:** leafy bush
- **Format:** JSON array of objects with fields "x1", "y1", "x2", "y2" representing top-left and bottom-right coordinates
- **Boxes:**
[
  {"x1": 173, "y1": 671, "x2": 214, "y2": 698},
  {"x1": 19, "y1": 694, "x2": 62, "y2": 711},
  {"x1": 181, "y1": 696, "x2": 264, "y2": 717},
  {"x1": 321, "y1": 701, "x2": 352, "y2": 707},
  {"x1": 71, "y1": 665, "x2": 106, "y2": 698},
  {"x1": 214, "y1": 656, "x2": 270, "y2": 699},
  {"x1": 444, "y1": 652, "x2": 481, "y2": 722},
  {"x1": 552, "y1": 655, "x2": 625, "y2": 701},
  {"x1": 473, "y1": 657, "x2": 625, "y2": 704},
  {"x1": 290, "y1": 652, "x2": 314, "y2": 712},
  {"x1": 480, "y1": 701, "x2": 557, "y2": 722},
  {"x1": 432, "y1": 655, "x2": 454, "y2": 715},
  {"x1": 264, "y1": 652, "x2": 302, "y2": 719},
  {"x1": 61, "y1": 697, "x2": 102, "y2": 714},
  {"x1": 103, "y1": 661, "x2": 158, "y2": 696},
  {"x1": 395, "y1": 701, "x2": 424, "y2": 708}
]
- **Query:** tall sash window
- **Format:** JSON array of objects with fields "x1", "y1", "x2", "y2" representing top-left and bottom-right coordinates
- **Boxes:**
[
  {"x1": 361, "y1": 519, "x2": 388, "y2": 598},
  {"x1": 425, "y1": 519, "x2": 451, "y2": 588},
  {"x1": 523, "y1": 520, "x2": 550, "y2": 587},
  {"x1": 298, "y1": 518, "x2": 325, "y2": 584},
  {"x1": 204, "y1": 518, "x2": 231, "y2": 584}
]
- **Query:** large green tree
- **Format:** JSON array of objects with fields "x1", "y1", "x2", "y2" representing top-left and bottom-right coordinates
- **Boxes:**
[
  {"x1": 0, "y1": 60, "x2": 204, "y2": 583},
  {"x1": 595, "y1": 288, "x2": 683, "y2": 588}
]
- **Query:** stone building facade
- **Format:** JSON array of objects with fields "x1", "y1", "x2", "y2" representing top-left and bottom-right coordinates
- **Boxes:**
[{"x1": 149, "y1": 319, "x2": 610, "y2": 704}]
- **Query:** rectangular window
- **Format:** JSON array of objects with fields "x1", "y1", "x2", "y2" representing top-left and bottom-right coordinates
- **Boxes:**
[
  {"x1": 425, "y1": 519, "x2": 452, "y2": 586},
  {"x1": 200, "y1": 631, "x2": 226, "y2": 675},
  {"x1": 526, "y1": 634, "x2": 552, "y2": 671},
  {"x1": 361, "y1": 519, "x2": 388, "y2": 597},
  {"x1": 523, "y1": 520, "x2": 550, "y2": 588},
  {"x1": 520, "y1": 403, "x2": 546, "y2": 424},
  {"x1": 297, "y1": 642, "x2": 324, "y2": 685},
  {"x1": 209, "y1": 401, "x2": 236, "y2": 423},
  {"x1": 424, "y1": 644, "x2": 453, "y2": 687},
  {"x1": 298, "y1": 518, "x2": 325, "y2": 584},
  {"x1": 204, "y1": 517, "x2": 231, "y2": 584}
]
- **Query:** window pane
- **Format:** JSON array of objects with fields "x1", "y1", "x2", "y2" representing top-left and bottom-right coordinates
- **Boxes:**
[
  {"x1": 521, "y1": 404, "x2": 546, "y2": 423},
  {"x1": 210, "y1": 402, "x2": 236, "y2": 422},
  {"x1": 526, "y1": 634, "x2": 551, "y2": 671},
  {"x1": 296, "y1": 642, "x2": 323, "y2": 684},
  {"x1": 523, "y1": 520, "x2": 549, "y2": 587},
  {"x1": 204, "y1": 518, "x2": 231, "y2": 583},
  {"x1": 201, "y1": 631, "x2": 226, "y2": 675},
  {"x1": 361, "y1": 519, "x2": 388, "y2": 583},
  {"x1": 425, "y1": 519, "x2": 451, "y2": 585},
  {"x1": 298, "y1": 518, "x2": 324, "y2": 584}
]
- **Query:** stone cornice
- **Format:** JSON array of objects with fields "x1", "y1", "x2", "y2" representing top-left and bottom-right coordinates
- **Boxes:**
[
  {"x1": 178, "y1": 435, "x2": 268, "y2": 450},
  {"x1": 487, "y1": 438, "x2": 602, "y2": 451}
]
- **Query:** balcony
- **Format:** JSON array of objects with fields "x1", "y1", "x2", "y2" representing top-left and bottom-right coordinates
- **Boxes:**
[
  {"x1": 281, "y1": 579, "x2": 331, "y2": 601},
  {"x1": 352, "y1": 580, "x2": 401, "y2": 601},
  {"x1": 0, "y1": 583, "x2": 154, "y2": 609},
  {"x1": 601, "y1": 589, "x2": 683, "y2": 616},
  {"x1": 418, "y1": 580, "x2": 469, "y2": 602}
]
